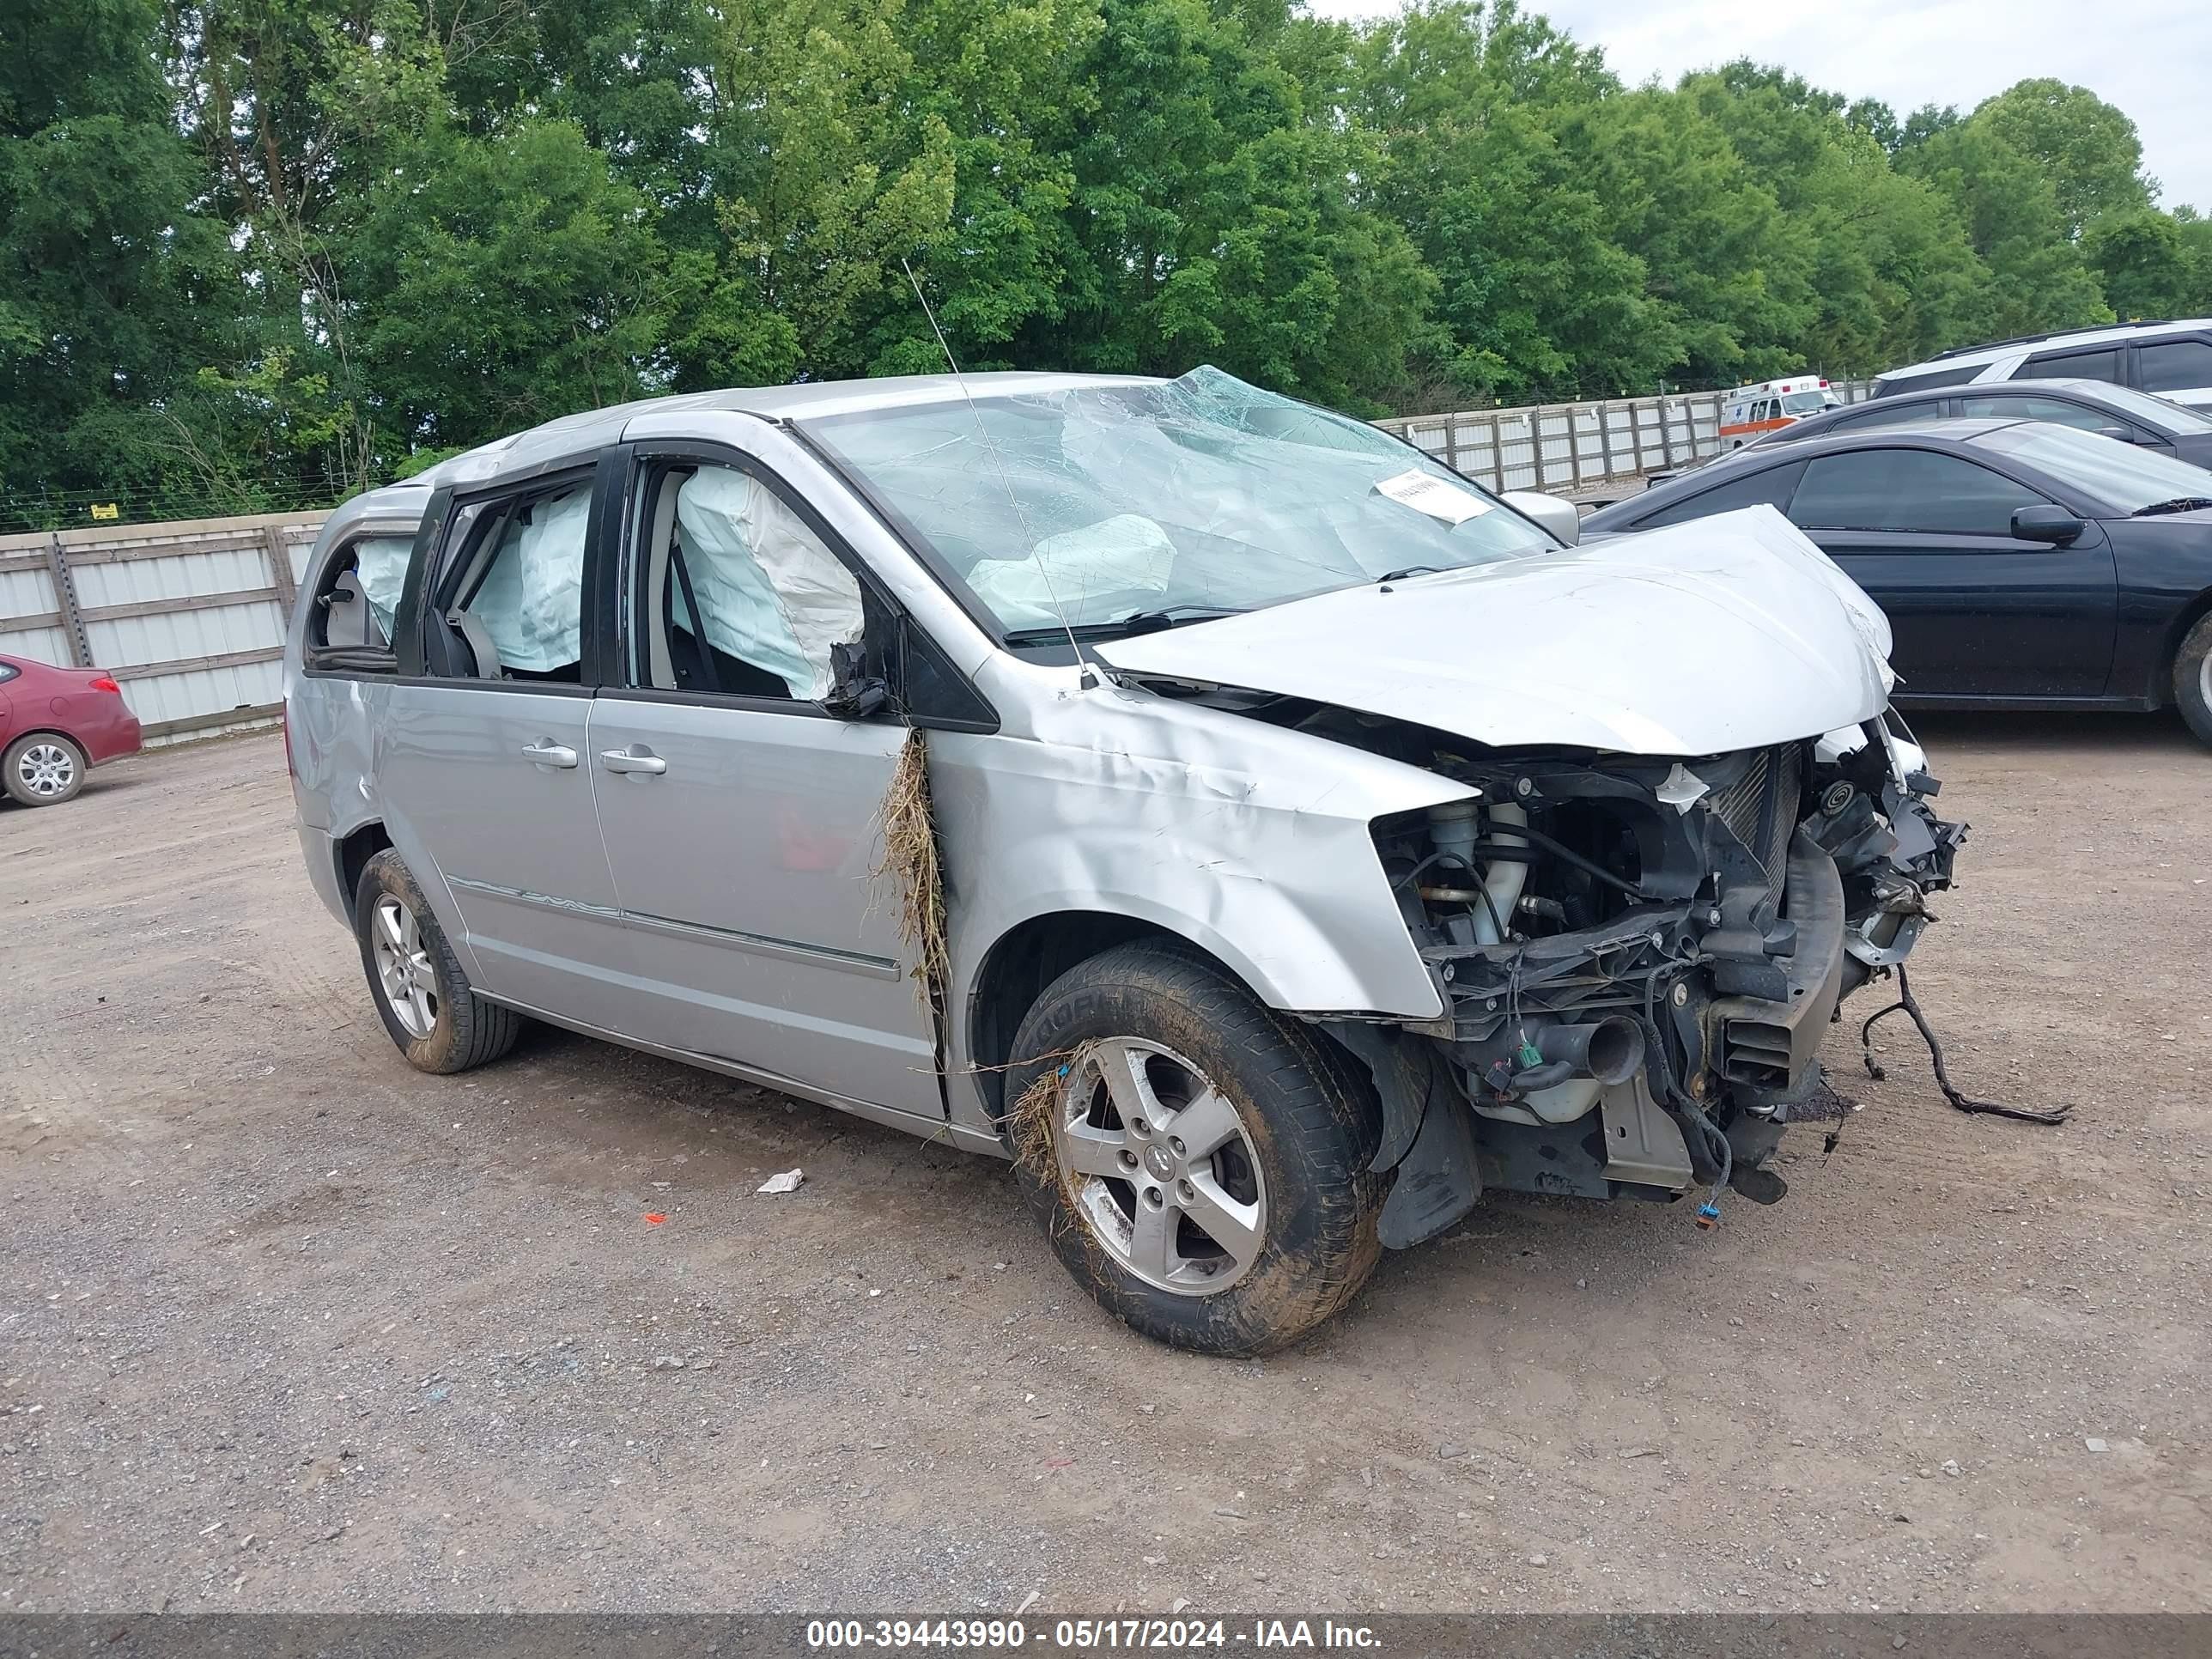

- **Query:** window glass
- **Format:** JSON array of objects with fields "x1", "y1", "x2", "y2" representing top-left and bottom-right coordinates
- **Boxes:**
[
  {"x1": 1788, "y1": 450, "x2": 2047, "y2": 536},
  {"x1": 0, "y1": 661, "x2": 17, "y2": 684},
  {"x1": 1638, "y1": 460, "x2": 1806, "y2": 528},
  {"x1": 661, "y1": 465, "x2": 865, "y2": 701},
  {"x1": 1872, "y1": 364, "x2": 1974, "y2": 398},
  {"x1": 805, "y1": 367, "x2": 1556, "y2": 642},
  {"x1": 1968, "y1": 421, "x2": 2212, "y2": 513},
  {"x1": 2025, "y1": 347, "x2": 2121, "y2": 384},
  {"x1": 454, "y1": 486, "x2": 590, "y2": 677},
  {"x1": 1779, "y1": 391, "x2": 1828, "y2": 415},
  {"x1": 2137, "y1": 340, "x2": 2212, "y2": 393},
  {"x1": 2039, "y1": 381, "x2": 2212, "y2": 431},
  {"x1": 1959, "y1": 394, "x2": 2114, "y2": 433},
  {"x1": 1831, "y1": 400, "x2": 1942, "y2": 432}
]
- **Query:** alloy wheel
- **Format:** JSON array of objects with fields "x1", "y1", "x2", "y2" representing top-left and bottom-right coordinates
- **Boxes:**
[
  {"x1": 371, "y1": 894, "x2": 439, "y2": 1038},
  {"x1": 1052, "y1": 1037, "x2": 1268, "y2": 1296}
]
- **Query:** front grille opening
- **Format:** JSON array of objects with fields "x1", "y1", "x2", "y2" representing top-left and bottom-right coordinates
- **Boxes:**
[{"x1": 1706, "y1": 743, "x2": 1806, "y2": 882}]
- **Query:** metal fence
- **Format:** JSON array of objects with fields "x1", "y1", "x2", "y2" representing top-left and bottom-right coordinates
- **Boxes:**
[
  {"x1": 0, "y1": 380, "x2": 1876, "y2": 745},
  {"x1": 0, "y1": 511, "x2": 326, "y2": 746},
  {"x1": 1374, "y1": 380, "x2": 1873, "y2": 495}
]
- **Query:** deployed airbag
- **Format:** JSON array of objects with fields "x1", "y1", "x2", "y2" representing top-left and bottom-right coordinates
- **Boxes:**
[
  {"x1": 471, "y1": 487, "x2": 589, "y2": 672},
  {"x1": 352, "y1": 535, "x2": 414, "y2": 640},
  {"x1": 967, "y1": 514, "x2": 1176, "y2": 629},
  {"x1": 674, "y1": 468, "x2": 865, "y2": 700}
]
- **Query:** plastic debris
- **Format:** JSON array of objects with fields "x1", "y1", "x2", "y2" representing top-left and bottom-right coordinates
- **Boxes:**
[
  {"x1": 757, "y1": 1169, "x2": 804, "y2": 1195},
  {"x1": 643, "y1": 1212, "x2": 667, "y2": 1225}
]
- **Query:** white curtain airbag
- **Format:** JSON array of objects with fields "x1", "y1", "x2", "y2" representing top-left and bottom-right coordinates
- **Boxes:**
[
  {"x1": 352, "y1": 535, "x2": 414, "y2": 639},
  {"x1": 471, "y1": 487, "x2": 589, "y2": 671},
  {"x1": 674, "y1": 468, "x2": 864, "y2": 700}
]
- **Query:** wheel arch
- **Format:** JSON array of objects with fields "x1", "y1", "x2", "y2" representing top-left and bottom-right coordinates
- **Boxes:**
[
  {"x1": 336, "y1": 818, "x2": 394, "y2": 909},
  {"x1": 2151, "y1": 587, "x2": 2212, "y2": 706},
  {"x1": 5, "y1": 726, "x2": 88, "y2": 755},
  {"x1": 963, "y1": 911, "x2": 1251, "y2": 1128}
]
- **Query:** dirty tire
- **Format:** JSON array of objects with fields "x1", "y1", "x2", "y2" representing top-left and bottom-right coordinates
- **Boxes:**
[
  {"x1": 2174, "y1": 612, "x2": 2212, "y2": 750},
  {"x1": 1005, "y1": 942, "x2": 1386, "y2": 1357},
  {"x1": 353, "y1": 848, "x2": 523, "y2": 1073},
  {"x1": 3, "y1": 732, "x2": 88, "y2": 806}
]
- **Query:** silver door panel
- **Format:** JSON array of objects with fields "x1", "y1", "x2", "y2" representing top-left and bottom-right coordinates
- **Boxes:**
[{"x1": 585, "y1": 696, "x2": 940, "y2": 1115}]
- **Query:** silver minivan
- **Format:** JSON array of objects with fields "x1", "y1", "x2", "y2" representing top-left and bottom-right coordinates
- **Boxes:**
[{"x1": 284, "y1": 367, "x2": 1963, "y2": 1354}]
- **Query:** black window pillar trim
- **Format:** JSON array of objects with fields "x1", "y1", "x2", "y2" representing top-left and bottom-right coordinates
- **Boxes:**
[
  {"x1": 398, "y1": 455, "x2": 609, "y2": 687},
  {"x1": 392, "y1": 485, "x2": 453, "y2": 679},
  {"x1": 604, "y1": 434, "x2": 1000, "y2": 734}
]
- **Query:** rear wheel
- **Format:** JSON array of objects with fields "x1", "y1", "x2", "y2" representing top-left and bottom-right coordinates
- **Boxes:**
[
  {"x1": 3, "y1": 734, "x2": 86, "y2": 806},
  {"x1": 1004, "y1": 943, "x2": 1385, "y2": 1356},
  {"x1": 2174, "y1": 612, "x2": 2212, "y2": 749},
  {"x1": 353, "y1": 848, "x2": 522, "y2": 1073}
]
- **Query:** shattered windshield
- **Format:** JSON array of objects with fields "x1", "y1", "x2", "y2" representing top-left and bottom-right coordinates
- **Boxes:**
[{"x1": 804, "y1": 367, "x2": 1559, "y2": 641}]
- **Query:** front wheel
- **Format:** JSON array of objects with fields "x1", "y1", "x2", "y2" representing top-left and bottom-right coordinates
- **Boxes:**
[
  {"x1": 1004, "y1": 943, "x2": 1385, "y2": 1356},
  {"x1": 2174, "y1": 612, "x2": 2212, "y2": 749},
  {"x1": 353, "y1": 848, "x2": 523, "y2": 1073}
]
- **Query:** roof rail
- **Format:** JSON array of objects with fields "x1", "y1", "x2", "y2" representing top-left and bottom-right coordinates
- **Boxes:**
[{"x1": 1928, "y1": 319, "x2": 2177, "y2": 362}]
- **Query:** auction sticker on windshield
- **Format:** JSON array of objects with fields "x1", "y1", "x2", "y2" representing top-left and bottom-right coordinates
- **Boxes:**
[{"x1": 1372, "y1": 468, "x2": 1493, "y2": 526}]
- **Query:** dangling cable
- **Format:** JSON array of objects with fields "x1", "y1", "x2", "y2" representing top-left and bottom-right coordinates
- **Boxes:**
[{"x1": 1860, "y1": 963, "x2": 2070, "y2": 1126}]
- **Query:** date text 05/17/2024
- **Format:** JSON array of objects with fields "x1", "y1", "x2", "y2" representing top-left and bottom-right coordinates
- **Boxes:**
[{"x1": 805, "y1": 1619, "x2": 1382, "y2": 1650}]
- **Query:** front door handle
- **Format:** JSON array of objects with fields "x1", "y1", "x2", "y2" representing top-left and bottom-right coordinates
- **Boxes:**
[
  {"x1": 600, "y1": 746, "x2": 668, "y2": 776},
  {"x1": 520, "y1": 739, "x2": 579, "y2": 769}
]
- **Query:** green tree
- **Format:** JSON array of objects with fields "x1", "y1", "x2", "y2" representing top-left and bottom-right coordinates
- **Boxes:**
[
  {"x1": 0, "y1": 0, "x2": 233, "y2": 516},
  {"x1": 337, "y1": 116, "x2": 678, "y2": 447},
  {"x1": 1683, "y1": 64, "x2": 1986, "y2": 376},
  {"x1": 1342, "y1": 1, "x2": 1666, "y2": 403},
  {"x1": 1899, "y1": 120, "x2": 2111, "y2": 338},
  {"x1": 2083, "y1": 209, "x2": 2203, "y2": 319},
  {"x1": 1972, "y1": 78, "x2": 2154, "y2": 239},
  {"x1": 1052, "y1": 0, "x2": 1431, "y2": 409}
]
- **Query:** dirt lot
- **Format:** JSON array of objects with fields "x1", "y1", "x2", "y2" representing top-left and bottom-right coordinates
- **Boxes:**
[{"x1": 1, "y1": 720, "x2": 2207, "y2": 1615}]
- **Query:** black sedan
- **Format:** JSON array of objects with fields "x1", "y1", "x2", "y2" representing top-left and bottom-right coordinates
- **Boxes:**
[
  {"x1": 1577, "y1": 418, "x2": 2212, "y2": 746},
  {"x1": 1752, "y1": 376, "x2": 2212, "y2": 468}
]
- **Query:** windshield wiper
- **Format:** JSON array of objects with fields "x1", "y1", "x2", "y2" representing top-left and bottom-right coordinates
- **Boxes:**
[
  {"x1": 2130, "y1": 496, "x2": 2212, "y2": 517},
  {"x1": 1001, "y1": 604, "x2": 1246, "y2": 646},
  {"x1": 1376, "y1": 565, "x2": 1446, "y2": 584}
]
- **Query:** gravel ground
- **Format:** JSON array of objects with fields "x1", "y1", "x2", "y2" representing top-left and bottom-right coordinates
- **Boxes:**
[{"x1": 1, "y1": 720, "x2": 2206, "y2": 1615}]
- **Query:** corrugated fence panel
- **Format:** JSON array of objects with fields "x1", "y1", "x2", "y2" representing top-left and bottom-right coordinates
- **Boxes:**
[
  {"x1": 0, "y1": 508, "x2": 328, "y2": 742},
  {"x1": 0, "y1": 624, "x2": 72, "y2": 666},
  {"x1": 88, "y1": 598, "x2": 288, "y2": 682},
  {"x1": 71, "y1": 544, "x2": 271, "y2": 607},
  {"x1": 1377, "y1": 381, "x2": 1873, "y2": 487},
  {"x1": 131, "y1": 660, "x2": 288, "y2": 744}
]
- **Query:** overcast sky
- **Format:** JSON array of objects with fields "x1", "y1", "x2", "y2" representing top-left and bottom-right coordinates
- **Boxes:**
[{"x1": 1308, "y1": 0, "x2": 2211, "y2": 213}]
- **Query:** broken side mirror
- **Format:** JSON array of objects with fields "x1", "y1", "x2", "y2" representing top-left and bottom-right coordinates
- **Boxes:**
[
  {"x1": 2010, "y1": 505, "x2": 2087, "y2": 546},
  {"x1": 1501, "y1": 489, "x2": 1580, "y2": 546},
  {"x1": 823, "y1": 639, "x2": 889, "y2": 719}
]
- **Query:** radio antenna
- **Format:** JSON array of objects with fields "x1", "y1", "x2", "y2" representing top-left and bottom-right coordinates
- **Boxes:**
[{"x1": 899, "y1": 257, "x2": 1093, "y2": 689}]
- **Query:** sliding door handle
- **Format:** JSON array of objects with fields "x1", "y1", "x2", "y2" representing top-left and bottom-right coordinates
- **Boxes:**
[
  {"x1": 600, "y1": 746, "x2": 668, "y2": 776},
  {"x1": 520, "y1": 739, "x2": 579, "y2": 769}
]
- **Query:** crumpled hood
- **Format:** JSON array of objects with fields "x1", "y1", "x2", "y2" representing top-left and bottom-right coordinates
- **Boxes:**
[{"x1": 1095, "y1": 506, "x2": 1894, "y2": 757}]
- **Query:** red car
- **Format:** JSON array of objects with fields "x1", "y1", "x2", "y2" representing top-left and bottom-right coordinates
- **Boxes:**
[{"x1": 0, "y1": 653, "x2": 143, "y2": 806}]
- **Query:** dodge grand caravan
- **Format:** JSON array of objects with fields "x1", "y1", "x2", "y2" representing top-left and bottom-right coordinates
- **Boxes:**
[{"x1": 283, "y1": 367, "x2": 1963, "y2": 1355}]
